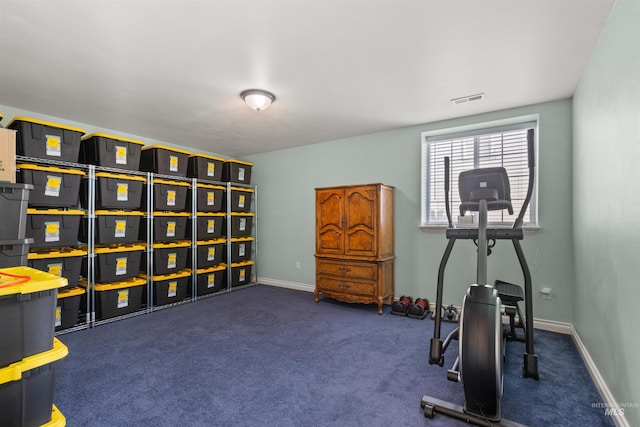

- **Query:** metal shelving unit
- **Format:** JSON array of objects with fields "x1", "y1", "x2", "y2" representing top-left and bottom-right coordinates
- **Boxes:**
[{"x1": 16, "y1": 154, "x2": 257, "y2": 334}]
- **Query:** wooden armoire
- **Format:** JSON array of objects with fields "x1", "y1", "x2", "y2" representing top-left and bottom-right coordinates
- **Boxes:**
[{"x1": 314, "y1": 183, "x2": 394, "y2": 314}]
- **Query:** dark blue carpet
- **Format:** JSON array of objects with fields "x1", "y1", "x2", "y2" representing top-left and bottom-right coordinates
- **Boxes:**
[{"x1": 54, "y1": 285, "x2": 613, "y2": 426}]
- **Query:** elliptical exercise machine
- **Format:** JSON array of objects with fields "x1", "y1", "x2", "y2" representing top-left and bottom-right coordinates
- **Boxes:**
[{"x1": 421, "y1": 129, "x2": 539, "y2": 426}]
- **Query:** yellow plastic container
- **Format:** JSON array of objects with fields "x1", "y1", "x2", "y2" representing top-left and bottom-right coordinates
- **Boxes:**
[
  {"x1": 0, "y1": 266, "x2": 67, "y2": 367},
  {"x1": 0, "y1": 337, "x2": 68, "y2": 427}
]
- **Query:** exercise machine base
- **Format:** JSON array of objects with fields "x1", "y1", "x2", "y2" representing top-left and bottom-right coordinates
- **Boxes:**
[{"x1": 420, "y1": 396, "x2": 528, "y2": 427}]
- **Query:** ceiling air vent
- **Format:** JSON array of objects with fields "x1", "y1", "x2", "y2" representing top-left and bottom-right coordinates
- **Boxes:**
[{"x1": 451, "y1": 93, "x2": 485, "y2": 105}]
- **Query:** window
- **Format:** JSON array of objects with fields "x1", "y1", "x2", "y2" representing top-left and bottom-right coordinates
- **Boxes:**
[{"x1": 421, "y1": 119, "x2": 537, "y2": 227}]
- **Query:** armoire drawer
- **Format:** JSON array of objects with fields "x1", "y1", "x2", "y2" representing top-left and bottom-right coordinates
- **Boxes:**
[
  {"x1": 315, "y1": 259, "x2": 377, "y2": 280},
  {"x1": 316, "y1": 275, "x2": 376, "y2": 297}
]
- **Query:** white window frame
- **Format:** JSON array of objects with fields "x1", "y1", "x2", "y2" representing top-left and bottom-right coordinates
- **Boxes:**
[{"x1": 420, "y1": 115, "x2": 539, "y2": 228}]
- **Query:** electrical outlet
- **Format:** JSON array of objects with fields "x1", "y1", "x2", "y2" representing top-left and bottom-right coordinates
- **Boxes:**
[
  {"x1": 295, "y1": 261, "x2": 301, "y2": 270},
  {"x1": 540, "y1": 287, "x2": 552, "y2": 300}
]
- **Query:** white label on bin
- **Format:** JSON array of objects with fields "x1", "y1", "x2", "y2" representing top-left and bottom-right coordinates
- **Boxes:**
[
  {"x1": 167, "y1": 221, "x2": 176, "y2": 237},
  {"x1": 207, "y1": 162, "x2": 215, "y2": 177},
  {"x1": 239, "y1": 268, "x2": 246, "y2": 282},
  {"x1": 207, "y1": 220, "x2": 215, "y2": 233},
  {"x1": 117, "y1": 183, "x2": 129, "y2": 201},
  {"x1": 115, "y1": 220, "x2": 127, "y2": 238},
  {"x1": 239, "y1": 243, "x2": 245, "y2": 257},
  {"x1": 169, "y1": 155, "x2": 179, "y2": 172},
  {"x1": 239, "y1": 218, "x2": 246, "y2": 231},
  {"x1": 207, "y1": 192, "x2": 214, "y2": 206},
  {"x1": 116, "y1": 145, "x2": 128, "y2": 165},
  {"x1": 167, "y1": 190, "x2": 176, "y2": 206},
  {"x1": 46, "y1": 135, "x2": 62, "y2": 156},
  {"x1": 116, "y1": 257, "x2": 128, "y2": 275},
  {"x1": 55, "y1": 306, "x2": 62, "y2": 327},
  {"x1": 167, "y1": 252, "x2": 177, "y2": 269},
  {"x1": 168, "y1": 281, "x2": 177, "y2": 297},
  {"x1": 45, "y1": 221, "x2": 60, "y2": 242},
  {"x1": 238, "y1": 195, "x2": 245, "y2": 208},
  {"x1": 45, "y1": 175, "x2": 62, "y2": 197},
  {"x1": 238, "y1": 167, "x2": 245, "y2": 181},
  {"x1": 48, "y1": 263, "x2": 63, "y2": 276},
  {"x1": 117, "y1": 289, "x2": 129, "y2": 308},
  {"x1": 207, "y1": 247, "x2": 215, "y2": 261},
  {"x1": 207, "y1": 274, "x2": 215, "y2": 288}
]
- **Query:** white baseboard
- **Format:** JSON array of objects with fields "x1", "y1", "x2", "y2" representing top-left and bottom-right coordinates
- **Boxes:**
[
  {"x1": 571, "y1": 326, "x2": 630, "y2": 427},
  {"x1": 258, "y1": 277, "x2": 315, "y2": 293}
]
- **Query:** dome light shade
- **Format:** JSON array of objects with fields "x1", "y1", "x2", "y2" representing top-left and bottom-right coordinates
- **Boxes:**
[{"x1": 241, "y1": 89, "x2": 276, "y2": 111}]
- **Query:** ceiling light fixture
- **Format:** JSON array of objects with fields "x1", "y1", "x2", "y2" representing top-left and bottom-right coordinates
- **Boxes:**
[{"x1": 241, "y1": 89, "x2": 276, "y2": 111}]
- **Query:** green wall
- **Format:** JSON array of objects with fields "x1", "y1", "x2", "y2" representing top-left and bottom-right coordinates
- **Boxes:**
[
  {"x1": 246, "y1": 99, "x2": 574, "y2": 323},
  {"x1": 573, "y1": 0, "x2": 640, "y2": 424}
]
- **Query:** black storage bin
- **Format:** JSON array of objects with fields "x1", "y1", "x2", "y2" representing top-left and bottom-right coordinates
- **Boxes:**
[
  {"x1": 0, "y1": 338, "x2": 68, "y2": 427},
  {"x1": 187, "y1": 154, "x2": 224, "y2": 182},
  {"x1": 228, "y1": 212, "x2": 254, "y2": 237},
  {"x1": 79, "y1": 211, "x2": 143, "y2": 245},
  {"x1": 0, "y1": 183, "x2": 32, "y2": 240},
  {"x1": 80, "y1": 172, "x2": 146, "y2": 210},
  {"x1": 80, "y1": 132, "x2": 144, "y2": 171},
  {"x1": 187, "y1": 213, "x2": 225, "y2": 240},
  {"x1": 145, "y1": 270, "x2": 190, "y2": 306},
  {"x1": 188, "y1": 183, "x2": 225, "y2": 212},
  {"x1": 85, "y1": 243, "x2": 145, "y2": 283},
  {"x1": 188, "y1": 238, "x2": 226, "y2": 269},
  {"x1": 230, "y1": 237, "x2": 253, "y2": 263},
  {"x1": 222, "y1": 159, "x2": 253, "y2": 184},
  {"x1": 194, "y1": 264, "x2": 226, "y2": 296},
  {"x1": 228, "y1": 186, "x2": 253, "y2": 213},
  {"x1": 140, "y1": 145, "x2": 190, "y2": 177},
  {"x1": 0, "y1": 266, "x2": 67, "y2": 367},
  {"x1": 55, "y1": 286, "x2": 85, "y2": 331},
  {"x1": 0, "y1": 239, "x2": 32, "y2": 268},
  {"x1": 144, "y1": 178, "x2": 190, "y2": 211},
  {"x1": 82, "y1": 277, "x2": 146, "y2": 320},
  {"x1": 17, "y1": 164, "x2": 84, "y2": 208},
  {"x1": 26, "y1": 209, "x2": 84, "y2": 249},
  {"x1": 230, "y1": 260, "x2": 254, "y2": 287},
  {"x1": 145, "y1": 241, "x2": 190, "y2": 276},
  {"x1": 140, "y1": 212, "x2": 189, "y2": 242},
  {"x1": 8, "y1": 117, "x2": 85, "y2": 162},
  {"x1": 27, "y1": 247, "x2": 87, "y2": 289}
]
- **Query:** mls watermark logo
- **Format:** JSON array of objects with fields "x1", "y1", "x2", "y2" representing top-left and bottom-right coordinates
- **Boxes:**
[{"x1": 592, "y1": 401, "x2": 638, "y2": 417}]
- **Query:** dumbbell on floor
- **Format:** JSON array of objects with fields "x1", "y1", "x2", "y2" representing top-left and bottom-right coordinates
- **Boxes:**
[{"x1": 391, "y1": 295, "x2": 413, "y2": 316}]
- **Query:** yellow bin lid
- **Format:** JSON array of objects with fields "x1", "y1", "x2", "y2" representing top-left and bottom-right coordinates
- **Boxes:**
[
  {"x1": 231, "y1": 260, "x2": 254, "y2": 268},
  {"x1": 27, "y1": 208, "x2": 85, "y2": 215},
  {"x1": 28, "y1": 247, "x2": 88, "y2": 260},
  {"x1": 230, "y1": 212, "x2": 254, "y2": 217},
  {"x1": 0, "y1": 266, "x2": 68, "y2": 296},
  {"x1": 196, "y1": 264, "x2": 227, "y2": 274},
  {"x1": 58, "y1": 286, "x2": 86, "y2": 299},
  {"x1": 151, "y1": 211, "x2": 190, "y2": 217},
  {"x1": 82, "y1": 132, "x2": 145, "y2": 146},
  {"x1": 151, "y1": 240, "x2": 191, "y2": 249},
  {"x1": 91, "y1": 243, "x2": 146, "y2": 254},
  {"x1": 196, "y1": 238, "x2": 226, "y2": 245},
  {"x1": 189, "y1": 153, "x2": 224, "y2": 161},
  {"x1": 194, "y1": 212, "x2": 225, "y2": 217},
  {"x1": 196, "y1": 183, "x2": 226, "y2": 190},
  {"x1": 94, "y1": 210, "x2": 145, "y2": 216},
  {"x1": 231, "y1": 237, "x2": 254, "y2": 243},
  {"x1": 0, "y1": 337, "x2": 68, "y2": 385},
  {"x1": 17, "y1": 164, "x2": 86, "y2": 176},
  {"x1": 80, "y1": 277, "x2": 146, "y2": 291},
  {"x1": 230, "y1": 186, "x2": 254, "y2": 192},
  {"x1": 140, "y1": 269, "x2": 192, "y2": 281},
  {"x1": 224, "y1": 159, "x2": 254, "y2": 166},
  {"x1": 153, "y1": 178, "x2": 191, "y2": 187},
  {"x1": 141, "y1": 144, "x2": 191, "y2": 155},
  {"x1": 7, "y1": 116, "x2": 86, "y2": 134},
  {"x1": 95, "y1": 172, "x2": 147, "y2": 182}
]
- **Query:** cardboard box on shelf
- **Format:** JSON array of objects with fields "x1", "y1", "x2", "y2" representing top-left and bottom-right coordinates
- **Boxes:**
[{"x1": 0, "y1": 128, "x2": 16, "y2": 183}]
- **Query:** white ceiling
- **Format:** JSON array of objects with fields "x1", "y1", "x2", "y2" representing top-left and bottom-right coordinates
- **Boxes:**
[{"x1": 0, "y1": 0, "x2": 614, "y2": 157}]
